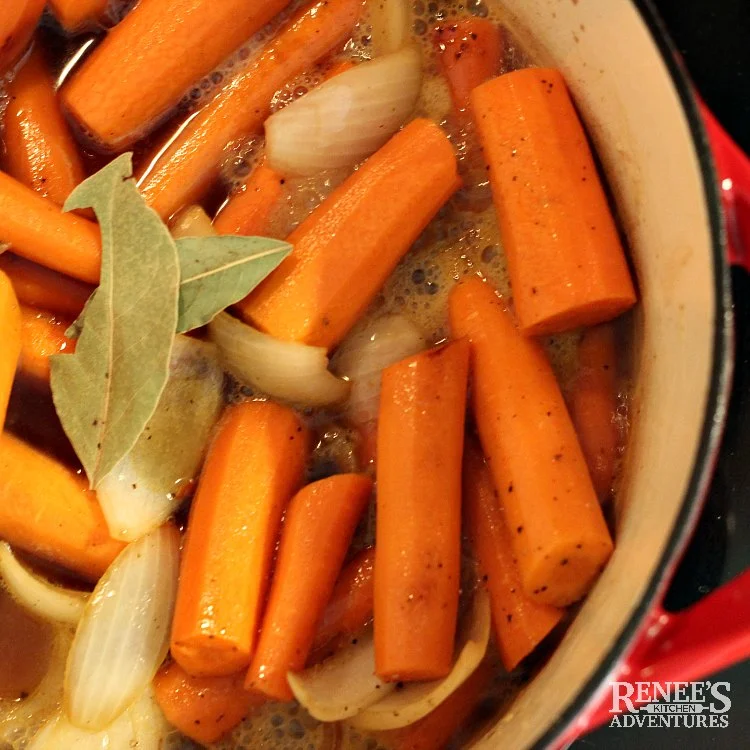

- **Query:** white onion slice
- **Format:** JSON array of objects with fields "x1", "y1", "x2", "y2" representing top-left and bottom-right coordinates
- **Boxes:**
[
  {"x1": 170, "y1": 205, "x2": 217, "y2": 239},
  {"x1": 368, "y1": 0, "x2": 410, "y2": 55},
  {"x1": 0, "y1": 542, "x2": 88, "y2": 624},
  {"x1": 349, "y1": 590, "x2": 491, "y2": 731},
  {"x1": 333, "y1": 315, "x2": 426, "y2": 425},
  {"x1": 65, "y1": 525, "x2": 180, "y2": 731},
  {"x1": 97, "y1": 336, "x2": 225, "y2": 541},
  {"x1": 209, "y1": 312, "x2": 350, "y2": 406},
  {"x1": 265, "y1": 47, "x2": 422, "y2": 176},
  {"x1": 288, "y1": 629, "x2": 396, "y2": 722}
]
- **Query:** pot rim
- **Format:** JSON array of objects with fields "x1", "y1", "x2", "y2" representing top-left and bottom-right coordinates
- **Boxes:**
[{"x1": 533, "y1": 1, "x2": 733, "y2": 747}]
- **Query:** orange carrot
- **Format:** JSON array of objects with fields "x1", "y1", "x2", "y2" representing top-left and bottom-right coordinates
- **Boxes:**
[
  {"x1": 171, "y1": 401, "x2": 309, "y2": 677},
  {"x1": 310, "y1": 546, "x2": 375, "y2": 657},
  {"x1": 322, "y1": 58, "x2": 356, "y2": 79},
  {"x1": 17, "y1": 305, "x2": 75, "y2": 384},
  {"x1": 213, "y1": 162, "x2": 285, "y2": 237},
  {"x1": 470, "y1": 69, "x2": 636, "y2": 336},
  {"x1": 47, "y1": 0, "x2": 109, "y2": 32},
  {"x1": 246, "y1": 474, "x2": 372, "y2": 700},
  {"x1": 0, "y1": 0, "x2": 45, "y2": 74},
  {"x1": 450, "y1": 277, "x2": 614, "y2": 607},
  {"x1": 434, "y1": 19, "x2": 502, "y2": 116},
  {"x1": 0, "y1": 272, "x2": 22, "y2": 427},
  {"x1": 3, "y1": 45, "x2": 86, "y2": 206},
  {"x1": 0, "y1": 172, "x2": 101, "y2": 283},
  {"x1": 382, "y1": 662, "x2": 493, "y2": 750},
  {"x1": 62, "y1": 0, "x2": 294, "y2": 152},
  {"x1": 0, "y1": 254, "x2": 92, "y2": 318},
  {"x1": 463, "y1": 441, "x2": 564, "y2": 671},
  {"x1": 138, "y1": 0, "x2": 364, "y2": 219},
  {"x1": 0, "y1": 432, "x2": 125, "y2": 579},
  {"x1": 154, "y1": 661, "x2": 266, "y2": 745},
  {"x1": 570, "y1": 325, "x2": 619, "y2": 500},
  {"x1": 375, "y1": 340, "x2": 469, "y2": 682},
  {"x1": 239, "y1": 119, "x2": 460, "y2": 350}
]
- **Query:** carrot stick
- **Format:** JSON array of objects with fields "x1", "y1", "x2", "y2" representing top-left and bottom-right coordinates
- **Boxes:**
[
  {"x1": 62, "y1": 0, "x2": 294, "y2": 152},
  {"x1": 0, "y1": 0, "x2": 45, "y2": 74},
  {"x1": 0, "y1": 272, "x2": 22, "y2": 428},
  {"x1": 0, "y1": 172, "x2": 101, "y2": 283},
  {"x1": 449, "y1": 277, "x2": 614, "y2": 607},
  {"x1": 322, "y1": 58, "x2": 356, "y2": 80},
  {"x1": 246, "y1": 474, "x2": 372, "y2": 700},
  {"x1": 0, "y1": 432, "x2": 125, "y2": 579},
  {"x1": 239, "y1": 119, "x2": 460, "y2": 350},
  {"x1": 154, "y1": 661, "x2": 266, "y2": 745},
  {"x1": 171, "y1": 401, "x2": 309, "y2": 677},
  {"x1": 47, "y1": 0, "x2": 109, "y2": 32},
  {"x1": 570, "y1": 325, "x2": 619, "y2": 501},
  {"x1": 434, "y1": 19, "x2": 502, "y2": 116},
  {"x1": 0, "y1": 254, "x2": 93, "y2": 318},
  {"x1": 470, "y1": 69, "x2": 636, "y2": 336},
  {"x1": 463, "y1": 441, "x2": 564, "y2": 671},
  {"x1": 213, "y1": 162, "x2": 285, "y2": 237},
  {"x1": 137, "y1": 0, "x2": 364, "y2": 220},
  {"x1": 382, "y1": 661, "x2": 493, "y2": 750},
  {"x1": 17, "y1": 305, "x2": 75, "y2": 384},
  {"x1": 3, "y1": 45, "x2": 86, "y2": 206},
  {"x1": 375, "y1": 340, "x2": 469, "y2": 682},
  {"x1": 310, "y1": 546, "x2": 375, "y2": 658}
]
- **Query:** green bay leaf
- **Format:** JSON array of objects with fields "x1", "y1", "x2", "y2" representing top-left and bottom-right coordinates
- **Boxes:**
[
  {"x1": 50, "y1": 153, "x2": 181, "y2": 487},
  {"x1": 174, "y1": 236, "x2": 291, "y2": 333}
]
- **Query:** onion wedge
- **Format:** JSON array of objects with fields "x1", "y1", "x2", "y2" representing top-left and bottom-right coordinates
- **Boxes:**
[
  {"x1": 368, "y1": 0, "x2": 410, "y2": 55},
  {"x1": 348, "y1": 590, "x2": 491, "y2": 731},
  {"x1": 288, "y1": 629, "x2": 396, "y2": 722},
  {"x1": 209, "y1": 311, "x2": 350, "y2": 406},
  {"x1": 0, "y1": 542, "x2": 88, "y2": 624}
]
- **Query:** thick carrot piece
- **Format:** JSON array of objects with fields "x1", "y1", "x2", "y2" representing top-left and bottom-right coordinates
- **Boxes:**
[
  {"x1": 0, "y1": 0, "x2": 45, "y2": 74},
  {"x1": 470, "y1": 69, "x2": 636, "y2": 336},
  {"x1": 62, "y1": 0, "x2": 293, "y2": 152},
  {"x1": 310, "y1": 546, "x2": 375, "y2": 656},
  {"x1": 434, "y1": 19, "x2": 502, "y2": 115},
  {"x1": 18, "y1": 306, "x2": 75, "y2": 384},
  {"x1": 154, "y1": 661, "x2": 265, "y2": 745},
  {"x1": 240, "y1": 119, "x2": 460, "y2": 350},
  {"x1": 138, "y1": 0, "x2": 364, "y2": 219},
  {"x1": 570, "y1": 325, "x2": 619, "y2": 501},
  {"x1": 246, "y1": 474, "x2": 372, "y2": 700},
  {"x1": 0, "y1": 433, "x2": 124, "y2": 579},
  {"x1": 213, "y1": 163, "x2": 285, "y2": 237},
  {"x1": 47, "y1": 0, "x2": 108, "y2": 32},
  {"x1": 171, "y1": 401, "x2": 308, "y2": 677},
  {"x1": 0, "y1": 172, "x2": 101, "y2": 284},
  {"x1": 3, "y1": 45, "x2": 86, "y2": 206},
  {"x1": 0, "y1": 254, "x2": 92, "y2": 318},
  {"x1": 450, "y1": 277, "x2": 613, "y2": 607},
  {"x1": 463, "y1": 442, "x2": 564, "y2": 671},
  {"x1": 375, "y1": 340, "x2": 469, "y2": 682},
  {"x1": 0, "y1": 272, "x2": 22, "y2": 427}
]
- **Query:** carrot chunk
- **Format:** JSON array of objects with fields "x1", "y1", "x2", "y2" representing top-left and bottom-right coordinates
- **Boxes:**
[
  {"x1": 246, "y1": 474, "x2": 373, "y2": 700},
  {"x1": 0, "y1": 0, "x2": 45, "y2": 74},
  {"x1": 239, "y1": 119, "x2": 460, "y2": 350},
  {"x1": 449, "y1": 277, "x2": 613, "y2": 607},
  {"x1": 18, "y1": 306, "x2": 76, "y2": 384},
  {"x1": 47, "y1": 0, "x2": 109, "y2": 32},
  {"x1": 375, "y1": 340, "x2": 469, "y2": 682},
  {"x1": 171, "y1": 401, "x2": 309, "y2": 677},
  {"x1": 470, "y1": 69, "x2": 636, "y2": 336},
  {"x1": 0, "y1": 272, "x2": 22, "y2": 427}
]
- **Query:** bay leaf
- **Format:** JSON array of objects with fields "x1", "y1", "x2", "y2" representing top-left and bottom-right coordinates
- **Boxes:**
[
  {"x1": 50, "y1": 154, "x2": 180, "y2": 487},
  {"x1": 174, "y1": 236, "x2": 291, "y2": 333}
]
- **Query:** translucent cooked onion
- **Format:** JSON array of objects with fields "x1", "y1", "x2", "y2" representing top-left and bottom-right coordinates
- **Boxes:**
[
  {"x1": 368, "y1": 0, "x2": 410, "y2": 55},
  {"x1": 288, "y1": 629, "x2": 395, "y2": 723},
  {"x1": 348, "y1": 590, "x2": 491, "y2": 731},
  {"x1": 65, "y1": 525, "x2": 180, "y2": 731},
  {"x1": 209, "y1": 312, "x2": 350, "y2": 407},
  {"x1": 0, "y1": 543, "x2": 88, "y2": 625},
  {"x1": 265, "y1": 47, "x2": 422, "y2": 176},
  {"x1": 96, "y1": 336, "x2": 225, "y2": 541},
  {"x1": 170, "y1": 205, "x2": 217, "y2": 239}
]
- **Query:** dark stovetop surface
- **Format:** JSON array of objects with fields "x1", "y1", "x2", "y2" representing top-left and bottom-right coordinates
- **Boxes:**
[{"x1": 576, "y1": 1, "x2": 750, "y2": 747}]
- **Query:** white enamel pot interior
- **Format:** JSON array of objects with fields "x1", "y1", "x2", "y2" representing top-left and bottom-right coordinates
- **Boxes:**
[{"x1": 469, "y1": 0, "x2": 731, "y2": 748}]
